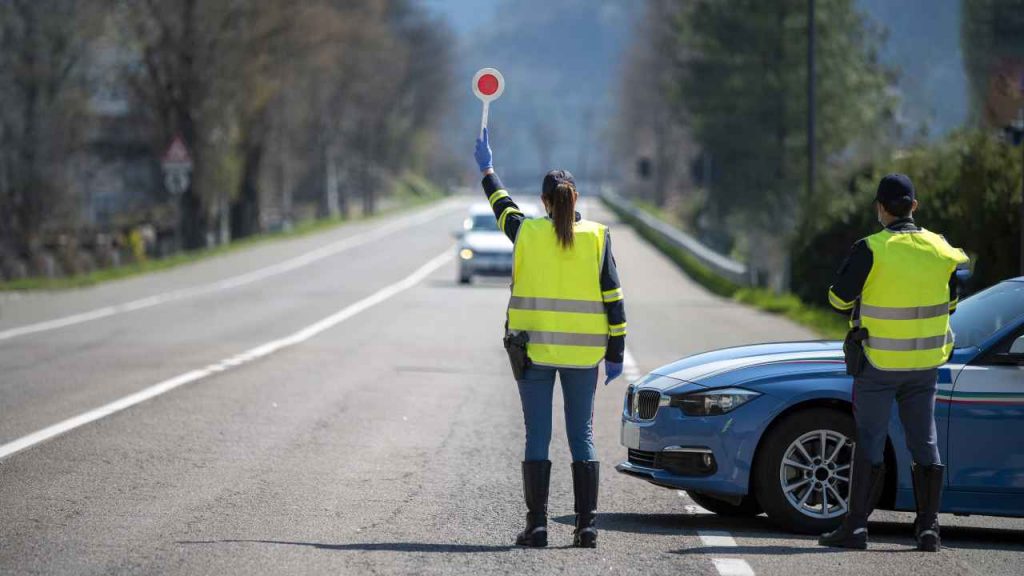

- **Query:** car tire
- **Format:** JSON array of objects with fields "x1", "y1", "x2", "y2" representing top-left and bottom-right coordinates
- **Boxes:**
[
  {"x1": 687, "y1": 491, "x2": 762, "y2": 517},
  {"x1": 753, "y1": 407, "x2": 855, "y2": 535},
  {"x1": 458, "y1": 272, "x2": 472, "y2": 285}
]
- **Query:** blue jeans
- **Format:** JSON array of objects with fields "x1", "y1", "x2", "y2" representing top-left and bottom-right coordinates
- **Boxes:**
[{"x1": 517, "y1": 365, "x2": 599, "y2": 462}]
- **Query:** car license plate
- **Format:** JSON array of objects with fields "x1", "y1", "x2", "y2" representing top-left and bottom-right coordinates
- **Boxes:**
[{"x1": 621, "y1": 420, "x2": 640, "y2": 449}]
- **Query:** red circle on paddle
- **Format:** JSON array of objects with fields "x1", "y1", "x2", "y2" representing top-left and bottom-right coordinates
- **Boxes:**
[{"x1": 477, "y1": 74, "x2": 499, "y2": 96}]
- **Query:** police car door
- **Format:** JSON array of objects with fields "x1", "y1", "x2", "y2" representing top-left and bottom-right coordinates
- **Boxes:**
[{"x1": 947, "y1": 330, "x2": 1024, "y2": 495}]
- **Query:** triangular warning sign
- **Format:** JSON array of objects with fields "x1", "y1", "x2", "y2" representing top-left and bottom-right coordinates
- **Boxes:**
[{"x1": 162, "y1": 136, "x2": 192, "y2": 167}]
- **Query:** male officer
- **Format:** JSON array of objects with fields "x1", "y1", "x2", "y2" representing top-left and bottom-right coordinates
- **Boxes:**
[{"x1": 820, "y1": 174, "x2": 968, "y2": 552}]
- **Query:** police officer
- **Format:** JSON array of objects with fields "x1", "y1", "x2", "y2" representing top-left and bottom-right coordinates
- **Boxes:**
[
  {"x1": 474, "y1": 128, "x2": 627, "y2": 548},
  {"x1": 820, "y1": 174, "x2": 968, "y2": 551}
]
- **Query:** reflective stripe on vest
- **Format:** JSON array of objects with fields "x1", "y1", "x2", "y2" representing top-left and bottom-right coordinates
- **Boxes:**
[
  {"x1": 507, "y1": 218, "x2": 609, "y2": 368},
  {"x1": 508, "y1": 296, "x2": 605, "y2": 314},
  {"x1": 859, "y1": 228, "x2": 969, "y2": 371},
  {"x1": 859, "y1": 302, "x2": 950, "y2": 321}
]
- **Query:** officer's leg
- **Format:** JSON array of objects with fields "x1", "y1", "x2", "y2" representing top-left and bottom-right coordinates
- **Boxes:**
[
  {"x1": 515, "y1": 365, "x2": 556, "y2": 547},
  {"x1": 896, "y1": 369, "x2": 944, "y2": 551},
  {"x1": 560, "y1": 367, "x2": 600, "y2": 548},
  {"x1": 895, "y1": 369, "x2": 941, "y2": 465},
  {"x1": 560, "y1": 366, "x2": 598, "y2": 462},
  {"x1": 852, "y1": 374, "x2": 895, "y2": 468},
  {"x1": 820, "y1": 367, "x2": 893, "y2": 549}
]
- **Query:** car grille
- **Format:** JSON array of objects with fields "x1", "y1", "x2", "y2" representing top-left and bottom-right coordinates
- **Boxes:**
[
  {"x1": 627, "y1": 449, "x2": 659, "y2": 468},
  {"x1": 636, "y1": 390, "x2": 661, "y2": 420}
]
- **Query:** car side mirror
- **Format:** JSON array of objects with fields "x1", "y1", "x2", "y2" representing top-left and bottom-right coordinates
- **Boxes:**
[{"x1": 1010, "y1": 335, "x2": 1024, "y2": 355}]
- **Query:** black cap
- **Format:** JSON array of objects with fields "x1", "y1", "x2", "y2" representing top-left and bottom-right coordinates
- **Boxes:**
[
  {"x1": 876, "y1": 173, "x2": 915, "y2": 205},
  {"x1": 542, "y1": 169, "x2": 575, "y2": 195}
]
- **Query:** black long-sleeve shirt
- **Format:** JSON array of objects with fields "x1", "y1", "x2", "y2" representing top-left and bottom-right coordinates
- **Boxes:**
[
  {"x1": 828, "y1": 218, "x2": 959, "y2": 320},
  {"x1": 482, "y1": 172, "x2": 626, "y2": 363}
]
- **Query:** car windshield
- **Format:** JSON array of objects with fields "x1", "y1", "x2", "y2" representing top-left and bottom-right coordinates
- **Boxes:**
[
  {"x1": 951, "y1": 281, "x2": 1024, "y2": 349},
  {"x1": 469, "y1": 214, "x2": 499, "y2": 232}
]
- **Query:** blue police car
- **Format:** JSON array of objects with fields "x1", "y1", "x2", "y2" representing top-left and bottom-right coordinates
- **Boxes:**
[{"x1": 618, "y1": 277, "x2": 1024, "y2": 534}]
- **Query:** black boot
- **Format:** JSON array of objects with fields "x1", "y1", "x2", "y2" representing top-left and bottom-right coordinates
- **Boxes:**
[
  {"x1": 571, "y1": 461, "x2": 599, "y2": 548},
  {"x1": 516, "y1": 460, "x2": 551, "y2": 547},
  {"x1": 819, "y1": 461, "x2": 884, "y2": 550},
  {"x1": 912, "y1": 464, "x2": 944, "y2": 552}
]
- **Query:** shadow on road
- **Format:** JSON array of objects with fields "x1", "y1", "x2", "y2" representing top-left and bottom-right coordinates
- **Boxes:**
[
  {"x1": 178, "y1": 539, "x2": 515, "y2": 553},
  {"x1": 552, "y1": 513, "x2": 1024, "y2": 554},
  {"x1": 552, "y1": 512, "x2": 775, "y2": 535}
]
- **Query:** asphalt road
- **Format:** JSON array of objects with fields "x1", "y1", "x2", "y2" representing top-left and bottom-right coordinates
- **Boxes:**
[{"x1": 1, "y1": 196, "x2": 1021, "y2": 575}]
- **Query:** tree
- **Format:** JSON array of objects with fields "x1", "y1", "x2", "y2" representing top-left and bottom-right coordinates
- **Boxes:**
[
  {"x1": 614, "y1": 0, "x2": 696, "y2": 209},
  {"x1": 0, "y1": 0, "x2": 103, "y2": 263},
  {"x1": 655, "y1": 0, "x2": 895, "y2": 287},
  {"x1": 961, "y1": 0, "x2": 1024, "y2": 127},
  {"x1": 112, "y1": 0, "x2": 283, "y2": 248}
]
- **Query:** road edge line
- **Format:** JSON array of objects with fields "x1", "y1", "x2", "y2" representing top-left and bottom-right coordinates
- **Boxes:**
[{"x1": 0, "y1": 200, "x2": 460, "y2": 342}]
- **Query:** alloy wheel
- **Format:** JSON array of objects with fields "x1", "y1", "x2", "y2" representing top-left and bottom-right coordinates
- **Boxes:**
[{"x1": 778, "y1": 429, "x2": 852, "y2": 520}]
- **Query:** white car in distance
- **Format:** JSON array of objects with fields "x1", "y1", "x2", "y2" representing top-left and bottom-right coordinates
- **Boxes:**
[{"x1": 456, "y1": 202, "x2": 538, "y2": 284}]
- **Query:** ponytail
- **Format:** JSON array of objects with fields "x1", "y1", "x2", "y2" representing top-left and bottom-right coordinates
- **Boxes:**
[{"x1": 542, "y1": 177, "x2": 578, "y2": 250}]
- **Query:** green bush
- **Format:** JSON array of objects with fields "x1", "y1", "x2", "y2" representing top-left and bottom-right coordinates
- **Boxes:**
[{"x1": 793, "y1": 130, "x2": 1022, "y2": 302}]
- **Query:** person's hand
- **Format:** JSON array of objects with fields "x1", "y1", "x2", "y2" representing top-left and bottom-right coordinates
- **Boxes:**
[
  {"x1": 604, "y1": 360, "x2": 624, "y2": 385},
  {"x1": 475, "y1": 127, "x2": 493, "y2": 173}
]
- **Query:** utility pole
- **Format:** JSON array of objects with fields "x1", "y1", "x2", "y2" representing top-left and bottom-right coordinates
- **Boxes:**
[
  {"x1": 806, "y1": 0, "x2": 816, "y2": 204},
  {"x1": 1016, "y1": 108, "x2": 1024, "y2": 276}
]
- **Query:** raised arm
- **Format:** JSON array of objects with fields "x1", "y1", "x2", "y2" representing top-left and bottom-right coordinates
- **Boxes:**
[{"x1": 476, "y1": 128, "x2": 525, "y2": 242}]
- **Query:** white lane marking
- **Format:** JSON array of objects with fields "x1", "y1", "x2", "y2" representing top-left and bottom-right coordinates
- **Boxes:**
[
  {"x1": 0, "y1": 250, "x2": 454, "y2": 461},
  {"x1": 712, "y1": 559, "x2": 754, "y2": 576},
  {"x1": 699, "y1": 530, "x2": 738, "y2": 547},
  {"x1": 0, "y1": 201, "x2": 460, "y2": 343},
  {"x1": 622, "y1": 346, "x2": 641, "y2": 382}
]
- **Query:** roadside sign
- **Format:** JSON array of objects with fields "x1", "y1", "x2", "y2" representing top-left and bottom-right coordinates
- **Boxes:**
[
  {"x1": 161, "y1": 135, "x2": 193, "y2": 197},
  {"x1": 472, "y1": 68, "x2": 505, "y2": 137}
]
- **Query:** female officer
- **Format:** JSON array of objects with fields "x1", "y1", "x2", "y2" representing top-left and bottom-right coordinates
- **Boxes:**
[{"x1": 474, "y1": 128, "x2": 627, "y2": 549}]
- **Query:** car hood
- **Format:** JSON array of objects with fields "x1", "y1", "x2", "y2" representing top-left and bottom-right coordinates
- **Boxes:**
[
  {"x1": 462, "y1": 231, "x2": 512, "y2": 253},
  {"x1": 641, "y1": 341, "x2": 845, "y2": 391}
]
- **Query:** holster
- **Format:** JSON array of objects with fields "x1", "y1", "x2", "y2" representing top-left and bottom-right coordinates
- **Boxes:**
[
  {"x1": 844, "y1": 327, "x2": 869, "y2": 376},
  {"x1": 504, "y1": 330, "x2": 532, "y2": 381}
]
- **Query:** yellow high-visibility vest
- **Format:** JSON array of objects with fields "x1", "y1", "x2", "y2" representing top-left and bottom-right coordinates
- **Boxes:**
[
  {"x1": 859, "y1": 228, "x2": 969, "y2": 371},
  {"x1": 507, "y1": 218, "x2": 609, "y2": 368}
]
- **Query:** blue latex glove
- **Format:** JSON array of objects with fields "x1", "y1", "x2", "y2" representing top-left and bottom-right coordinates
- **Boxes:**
[
  {"x1": 474, "y1": 127, "x2": 493, "y2": 172},
  {"x1": 604, "y1": 360, "x2": 624, "y2": 385}
]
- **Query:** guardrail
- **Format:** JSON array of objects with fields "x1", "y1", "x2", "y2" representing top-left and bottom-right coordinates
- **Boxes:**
[{"x1": 600, "y1": 188, "x2": 751, "y2": 288}]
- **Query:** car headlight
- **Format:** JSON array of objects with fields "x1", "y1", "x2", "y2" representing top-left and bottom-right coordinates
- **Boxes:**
[
  {"x1": 669, "y1": 387, "x2": 760, "y2": 416},
  {"x1": 459, "y1": 248, "x2": 474, "y2": 260}
]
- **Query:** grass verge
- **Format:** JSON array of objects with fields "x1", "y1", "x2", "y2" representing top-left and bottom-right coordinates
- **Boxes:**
[
  {"x1": 603, "y1": 196, "x2": 847, "y2": 339},
  {"x1": 1, "y1": 176, "x2": 446, "y2": 292}
]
